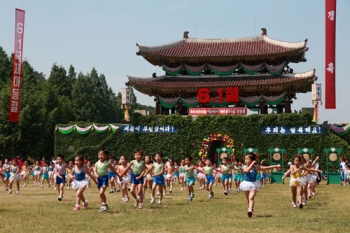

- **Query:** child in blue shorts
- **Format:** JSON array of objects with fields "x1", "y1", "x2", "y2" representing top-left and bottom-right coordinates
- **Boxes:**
[
  {"x1": 233, "y1": 159, "x2": 244, "y2": 192},
  {"x1": 221, "y1": 158, "x2": 231, "y2": 195},
  {"x1": 150, "y1": 152, "x2": 165, "y2": 204},
  {"x1": 94, "y1": 148, "x2": 120, "y2": 212},
  {"x1": 54, "y1": 154, "x2": 67, "y2": 201},
  {"x1": 204, "y1": 159, "x2": 214, "y2": 199},
  {"x1": 185, "y1": 156, "x2": 195, "y2": 201},
  {"x1": 122, "y1": 149, "x2": 146, "y2": 209}
]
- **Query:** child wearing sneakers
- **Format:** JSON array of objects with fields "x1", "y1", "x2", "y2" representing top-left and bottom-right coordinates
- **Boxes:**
[
  {"x1": 8, "y1": 158, "x2": 21, "y2": 194},
  {"x1": 122, "y1": 149, "x2": 146, "y2": 209},
  {"x1": 71, "y1": 155, "x2": 97, "y2": 211},
  {"x1": 94, "y1": 148, "x2": 120, "y2": 212},
  {"x1": 204, "y1": 159, "x2": 214, "y2": 199},
  {"x1": 150, "y1": 152, "x2": 165, "y2": 204},
  {"x1": 184, "y1": 156, "x2": 195, "y2": 201},
  {"x1": 41, "y1": 161, "x2": 50, "y2": 188},
  {"x1": 233, "y1": 159, "x2": 244, "y2": 192},
  {"x1": 221, "y1": 158, "x2": 231, "y2": 195},
  {"x1": 54, "y1": 154, "x2": 67, "y2": 201},
  {"x1": 108, "y1": 156, "x2": 117, "y2": 193}
]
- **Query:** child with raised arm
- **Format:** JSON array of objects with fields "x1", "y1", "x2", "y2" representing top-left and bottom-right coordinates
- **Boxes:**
[
  {"x1": 94, "y1": 148, "x2": 121, "y2": 212},
  {"x1": 121, "y1": 149, "x2": 146, "y2": 209},
  {"x1": 184, "y1": 156, "x2": 195, "y2": 201},
  {"x1": 240, "y1": 152, "x2": 281, "y2": 218},
  {"x1": 150, "y1": 152, "x2": 165, "y2": 204},
  {"x1": 204, "y1": 159, "x2": 214, "y2": 199},
  {"x1": 54, "y1": 154, "x2": 66, "y2": 201},
  {"x1": 71, "y1": 155, "x2": 97, "y2": 211}
]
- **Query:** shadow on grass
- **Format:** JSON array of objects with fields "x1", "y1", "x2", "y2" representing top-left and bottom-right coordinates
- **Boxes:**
[{"x1": 255, "y1": 214, "x2": 273, "y2": 218}]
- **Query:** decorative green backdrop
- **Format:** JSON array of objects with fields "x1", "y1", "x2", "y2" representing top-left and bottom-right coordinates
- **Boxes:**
[{"x1": 55, "y1": 113, "x2": 350, "y2": 171}]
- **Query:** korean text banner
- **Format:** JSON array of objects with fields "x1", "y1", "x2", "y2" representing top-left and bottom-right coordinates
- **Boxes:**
[
  {"x1": 262, "y1": 126, "x2": 325, "y2": 135},
  {"x1": 121, "y1": 125, "x2": 178, "y2": 133},
  {"x1": 9, "y1": 9, "x2": 25, "y2": 122},
  {"x1": 325, "y1": 0, "x2": 336, "y2": 109}
]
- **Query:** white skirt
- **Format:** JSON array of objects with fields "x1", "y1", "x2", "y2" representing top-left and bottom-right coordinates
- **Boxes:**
[
  {"x1": 72, "y1": 179, "x2": 89, "y2": 189},
  {"x1": 304, "y1": 174, "x2": 314, "y2": 183},
  {"x1": 196, "y1": 173, "x2": 205, "y2": 180},
  {"x1": 289, "y1": 177, "x2": 306, "y2": 187},
  {"x1": 166, "y1": 174, "x2": 176, "y2": 180},
  {"x1": 48, "y1": 171, "x2": 53, "y2": 176},
  {"x1": 146, "y1": 174, "x2": 153, "y2": 181},
  {"x1": 179, "y1": 173, "x2": 186, "y2": 178},
  {"x1": 119, "y1": 175, "x2": 131, "y2": 184},
  {"x1": 10, "y1": 173, "x2": 21, "y2": 181},
  {"x1": 239, "y1": 180, "x2": 261, "y2": 191},
  {"x1": 34, "y1": 171, "x2": 41, "y2": 176}
]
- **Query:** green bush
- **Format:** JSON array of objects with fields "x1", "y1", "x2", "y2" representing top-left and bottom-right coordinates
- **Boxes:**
[{"x1": 55, "y1": 112, "x2": 350, "y2": 170}]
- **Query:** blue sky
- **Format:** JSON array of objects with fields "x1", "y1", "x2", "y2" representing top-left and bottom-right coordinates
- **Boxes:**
[{"x1": 1, "y1": 0, "x2": 349, "y2": 124}]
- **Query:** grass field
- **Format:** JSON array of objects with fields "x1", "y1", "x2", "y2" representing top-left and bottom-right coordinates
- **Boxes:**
[{"x1": 0, "y1": 179, "x2": 349, "y2": 233}]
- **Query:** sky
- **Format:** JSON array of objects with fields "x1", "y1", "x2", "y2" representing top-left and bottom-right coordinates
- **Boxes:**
[{"x1": 0, "y1": 0, "x2": 349, "y2": 124}]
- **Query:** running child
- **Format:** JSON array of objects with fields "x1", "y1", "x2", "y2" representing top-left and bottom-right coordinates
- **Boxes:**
[
  {"x1": 54, "y1": 154, "x2": 67, "y2": 201},
  {"x1": 66, "y1": 161, "x2": 74, "y2": 189},
  {"x1": 3, "y1": 158, "x2": 11, "y2": 190},
  {"x1": 108, "y1": 156, "x2": 117, "y2": 193},
  {"x1": 221, "y1": 158, "x2": 231, "y2": 195},
  {"x1": 71, "y1": 155, "x2": 97, "y2": 211},
  {"x1": 150, "y1": 152, "x2": 165, "y2": 204},
  {"x1": 49, "y1": 162, "x2": 54, "y2": 186},
  {"x1": 165, "y1": 158, "x2": 176, "y2": 193},
  {"x1": 184, "y1": 156, "x2": 195, "y2": 201},
  {"x1": 240, "y1": 152, "x2": 281, "y2": 217},
  {"x1": 174, "y1": 161, "x2": 180, "y2": 184},
  {"x1": 94, "y1": 148, "x2": 121, "y2": 212},
  {"x1": 117, "y1": 155, "x2": 131, "y2": 202},
  {"x1": 233, "y1": 159, "x2": 243, "y2": 192},
  {"x1": 204, "y1": 159, "x2": 214, "y2": 199},
  {"x1": 33, "y1": 161, "x2": 41, "y2": 186},
  {"x1": 121, "y1": 149, "x2": 146, "y2": 209},
  {"x1": 41, "y1": 161, "x2": 50, "y2": 188},
  {"x1": 143, "y1": 155, "x2": 153, "y2": 197},
  {"x1": 8, "y1": 158, "x2": 21, "y2": 194},
  {"x1": 213, "y1": 163, "x2": 222, "y2": 186},
  {"x1": 86, "y1": 161, "x2": 94, "y2": 188},
  {"x1": 196, "y1": 161, "x2": 206, "y2": 190},
  {"x1": 21, "y1": 161, "x2": 29, "y2": 187},
  {"x1": 179, "y1": 159, "x2": 186, "y2": 191}
]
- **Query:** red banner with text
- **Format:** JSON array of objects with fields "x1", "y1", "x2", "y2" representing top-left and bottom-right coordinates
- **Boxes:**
[
  {"x1": 9, "y1": 9, "x2": 25, "y2": 122},
  {"x1": 325, "y1": 0, "x2": 336, "y2": 109}
]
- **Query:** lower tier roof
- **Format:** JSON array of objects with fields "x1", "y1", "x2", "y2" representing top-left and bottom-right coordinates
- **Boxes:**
[{"x1": 126, "y1": 70, "x2": 316, "y2": 96}]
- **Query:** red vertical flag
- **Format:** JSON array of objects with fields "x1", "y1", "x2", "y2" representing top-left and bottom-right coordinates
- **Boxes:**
[
  {"x1": 9, "y1": 9, "x2": 25, "y2": 122},
  {"x1": 325, "y1": 0, "x2": 336, "y2": 109}
]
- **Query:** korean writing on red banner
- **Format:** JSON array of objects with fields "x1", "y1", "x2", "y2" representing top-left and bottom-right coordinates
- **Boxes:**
[
  {"x1": 9, "y1": 9, "x2": 25, "y2": 122},
  {"x1": 325, "y1": 0, "x2": 336, "y2": 109},
  {"x1": 198, "y1": 87, "x2": 239, "y2": 104}
]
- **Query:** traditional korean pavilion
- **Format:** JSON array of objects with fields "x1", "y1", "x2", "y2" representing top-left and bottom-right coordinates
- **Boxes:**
[{"x1": 126, "y1": 29, "x2": 317, "y2": 115}]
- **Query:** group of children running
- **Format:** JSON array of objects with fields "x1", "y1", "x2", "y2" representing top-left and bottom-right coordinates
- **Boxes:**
[{"x1": 0, "y1": 149, "x2": 323, "y2": 217}]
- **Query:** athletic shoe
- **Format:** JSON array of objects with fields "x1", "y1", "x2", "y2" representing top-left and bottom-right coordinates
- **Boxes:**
[
  {"x1": 113, "y1": 187, "x2": 117, "y2": 192},
  {"x1": 134, "y1": 199, "x2": 139, "y2": 207},
  {"x1": 181, "y1": 188, "x2": 184, "y2": 191},
  {"x1": 16, "y1": 191, "x2": 19, "y2": 195},
  {"x1": 54, "y1": 187, "x2": 57, "y2": 191},
  {"x1": 302, "y1": 201, "x2": 306, "y2": 205},
  {"x1": 187, "y1": 196, "x2": 192, "y2": 202},
  {"x1": 292, "y1": 202, "x2": 297, "y2": 208},
  {"x1": 8, "y1": 190, "x2": 12, "y2": 194},
  {"x1": 73, "y1": 205, "x2": 80, "y2": 211},
  {"x1": 41, "y1": 185, "x2": 43, "y2": 188},
  {"x1": 224, "y1": 191, "x2": 228, "y2": 195},
  {"x1": 109, "y1": 189, "x2": 114, "y2": 193},
  {"x1": 208, "y1": 195, "x2": 213, "y2": 199},
  {"x1": 99, "y1": 204, "x2": 108, "y2": 212},
  {"x1": 228, "y1": 189, "x2": 232, "y2": 193},
  {"x1": 150, "y1": 197, "x2": 155, "y2": 204},
  {"x1": 125, "y1": 196, "x2": 129, "y2": 202},
  {"x1": 247, "y1": 210, "x2": 253, "y2": 218},
  {"x1": 299, "y1": 203, "x2": 303, "y2": 209},
  {"x1": 190, "y1": 193, "x2": 194, "y2": 198},
  {"x1": 138, "y1": 203, "x2": 143, "y2": 209},
  {"x1": 58, "y1": 196, "x2": 62, "y2": 201},
  {"x1": 83, "y1": 202, "x2": 88, "y2": 209},
  {"x1": 157, "y1": 200, "x2": 162, "y2": 205}
]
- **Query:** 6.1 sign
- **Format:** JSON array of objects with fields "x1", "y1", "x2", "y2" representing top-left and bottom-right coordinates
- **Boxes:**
[{"x1": 198, "y1": 87, "x2": 239, "y2": 104}]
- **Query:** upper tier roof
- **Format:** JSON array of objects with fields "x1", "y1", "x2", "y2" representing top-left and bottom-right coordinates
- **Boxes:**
[{"x1": 137, "y1": 35, "x2": 308, "y2": 66}]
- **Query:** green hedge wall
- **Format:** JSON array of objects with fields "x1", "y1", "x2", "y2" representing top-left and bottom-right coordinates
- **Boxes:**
[{"x1": 55, "y1": 113, "x2": 350, "y2": 170}]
